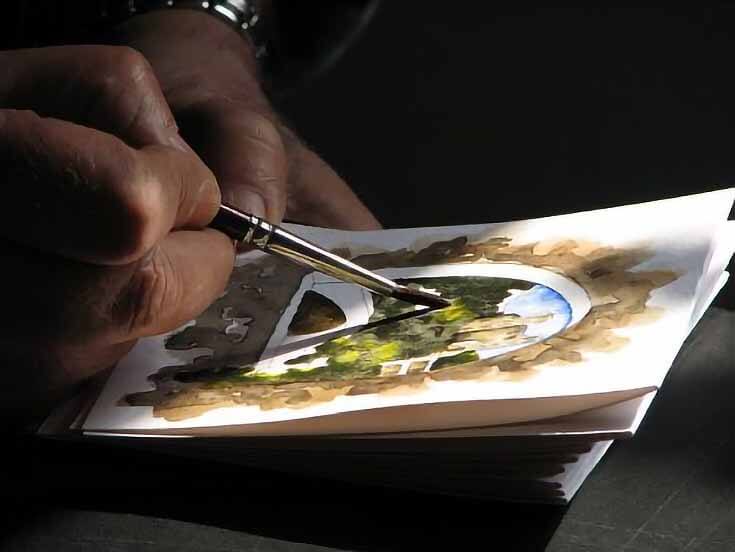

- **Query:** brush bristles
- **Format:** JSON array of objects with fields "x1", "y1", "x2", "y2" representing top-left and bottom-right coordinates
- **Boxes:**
[{"x1": 391, "y1": 286, "x2": 452, "y2": 309}]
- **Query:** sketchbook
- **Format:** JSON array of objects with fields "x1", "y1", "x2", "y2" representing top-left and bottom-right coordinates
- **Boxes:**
[{"x1": 40, "y1": 190, "x2": 735, "y2": 504}]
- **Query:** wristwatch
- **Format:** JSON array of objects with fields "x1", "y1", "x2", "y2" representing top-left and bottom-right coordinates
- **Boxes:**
[{"x1": 106, "y1": 0, "x2": 267, "y2": 58}]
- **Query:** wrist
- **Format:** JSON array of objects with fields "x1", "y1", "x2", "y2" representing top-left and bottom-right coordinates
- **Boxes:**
[
  {"x1": 112, "y1": 10, "x2": 264, "y2": 110},
  {"x1": 115, "y1": 9, "x2": 257, "y2": 69},
  {"x1": 111, "y1": 0, "x2": 266, "y2": 56}
]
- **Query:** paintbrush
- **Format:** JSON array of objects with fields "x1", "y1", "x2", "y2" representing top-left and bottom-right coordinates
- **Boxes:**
[{"x1": 209, "y1": 204, "x2": 451, "y2": 309}]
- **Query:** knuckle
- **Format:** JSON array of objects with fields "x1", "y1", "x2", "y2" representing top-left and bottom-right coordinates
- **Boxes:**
[
  {"x1": 95, "y1": 46, "x2": 153, "y2": 91},
  {"x1": 86, "y1": 47, "x2": 157, "y2": 117},
  {"x1": 103, "y1": 152, "x2": 164, "y2": 263},
  {"x1": 83, "y1": 47, "x2": 176, "y2": 138}
]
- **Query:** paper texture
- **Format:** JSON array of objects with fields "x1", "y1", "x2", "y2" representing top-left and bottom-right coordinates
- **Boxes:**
[{"x1": 82, "y1": 190, "x2": 734, "y2": 434}]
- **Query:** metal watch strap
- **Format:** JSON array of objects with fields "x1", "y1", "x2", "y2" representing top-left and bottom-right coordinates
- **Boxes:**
[{"x1": 107, "y1": 0, "x2": 266, "y2": 59}]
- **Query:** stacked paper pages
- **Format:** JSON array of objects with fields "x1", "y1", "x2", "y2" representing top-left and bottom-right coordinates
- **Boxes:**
[{"x1": 42, "y1": 190, "x2": 735, "y2": 503}]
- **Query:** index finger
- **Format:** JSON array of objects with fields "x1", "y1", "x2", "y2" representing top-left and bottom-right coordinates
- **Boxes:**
[
  {"x1": 0, "y1": 46, "x2": 185, "y2": 150},
  {"x1": 0, "y1": 109, "x2": 220, "y2": 265}
]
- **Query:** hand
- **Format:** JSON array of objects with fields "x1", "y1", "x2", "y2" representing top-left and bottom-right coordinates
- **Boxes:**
[
  {"x1": 114, "y1": 9, "x2": 381, "y2": 230},
  {"x1": 0, "y1": 46, "x2": 235, "y2": 422}
]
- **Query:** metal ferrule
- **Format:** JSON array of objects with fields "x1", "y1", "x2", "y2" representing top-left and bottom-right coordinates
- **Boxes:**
[
  {"x1": 266, "y1": 227, "x2": 398, "y2": 296},
  {"x1": 210, "y1": 204, "x2": 398, "y2": 296},
  {"x1": 243, "y1": 215, "x2": 276, "y2": 249}
]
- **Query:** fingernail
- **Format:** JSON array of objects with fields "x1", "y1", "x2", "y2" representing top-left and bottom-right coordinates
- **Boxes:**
[{"x1": 234, "y1": 189, "x2": 267, "y2": 219}]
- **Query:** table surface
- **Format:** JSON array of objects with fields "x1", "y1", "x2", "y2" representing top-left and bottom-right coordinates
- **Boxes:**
[{"x1": 3, "y1": 5, "x2": 735, "y2": 551}]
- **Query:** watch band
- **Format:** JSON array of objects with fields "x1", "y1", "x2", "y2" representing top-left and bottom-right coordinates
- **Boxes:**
[{"x1": 107, "y1": 0, "x2": 266, "y2": 59}]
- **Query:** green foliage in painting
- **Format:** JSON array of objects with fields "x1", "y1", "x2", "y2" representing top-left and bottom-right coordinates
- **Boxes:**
[
  {"x1": 221, "y1": 276, "x2": 531, "y2": 385},
  {"x1": 429, "y1": 350, "x2": 480, "y2": 371}
]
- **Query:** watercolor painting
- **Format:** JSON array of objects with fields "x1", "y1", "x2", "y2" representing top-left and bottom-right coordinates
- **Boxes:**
[{"x1": 122, "y1": 234, "x2": 677, "y2": 421}]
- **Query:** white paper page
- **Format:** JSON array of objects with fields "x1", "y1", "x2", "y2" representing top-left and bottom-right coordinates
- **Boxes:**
[
  {"x1": 546, "y1": 250, "x2": 732, "y2": 503},
  {"x1": 74, "y1": 218, "x2": 732, "y2": 439},
  {"x1": 691, "y1": 221, "x2": 735, "y2": 325},
  {"x1": 83, "y1": 190, "x2": 734, "y2": 433},
  {"x1": 344, "y1": 392, "x2": 657, "y2": 440},
  {"x1": 555, "y1": 439, "x2": 615, "y2": 503},
  {"x1": 358, "y1": 234, "x2": 732, "y2": 441}
]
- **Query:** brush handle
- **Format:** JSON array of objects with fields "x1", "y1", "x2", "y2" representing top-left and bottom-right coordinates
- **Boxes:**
[{"x1": 210, "y1": 204, "x2": 398, "y2": 296}]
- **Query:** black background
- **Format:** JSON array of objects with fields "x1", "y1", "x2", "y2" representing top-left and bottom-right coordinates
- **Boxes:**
[
  {"x1": 278, "y1": 7, "x2": 735, "y2": 228},
  {"x1": 3, "y1": 5, "x2": 735, "y2": 551}
]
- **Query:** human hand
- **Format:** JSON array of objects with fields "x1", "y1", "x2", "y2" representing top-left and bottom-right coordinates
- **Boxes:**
[
  {"x1": 0, "y1": 46, "x2": 234, "y2": 422},
  {"x1": 114, "y1": 9, "x2": 381, "y2": 230}
]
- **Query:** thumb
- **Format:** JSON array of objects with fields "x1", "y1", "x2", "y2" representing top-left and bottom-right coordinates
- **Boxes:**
[{"x1": 173, "y1": 101, "x2": 289, "y2": 223}]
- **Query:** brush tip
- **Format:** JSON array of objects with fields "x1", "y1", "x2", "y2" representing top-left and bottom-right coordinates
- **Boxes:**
[{"x1": 391, "y1": 286, "x2": 452, "y2": 309}]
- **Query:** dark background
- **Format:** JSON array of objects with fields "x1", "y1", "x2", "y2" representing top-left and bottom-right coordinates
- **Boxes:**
[
  {"x1": 3, "y1": 5, "x2": 735, "y2": 551},
  {"x1": 278, "y1": 6, "x2": 735, "y2": 228},
  {"x1": 275, "y1": 5, "x2": 735, "y2": 307}
]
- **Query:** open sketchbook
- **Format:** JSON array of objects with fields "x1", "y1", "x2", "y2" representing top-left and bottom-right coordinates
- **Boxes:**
[{"x1": 41, "y1": 190, "x2": 735, "y2": 503}]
